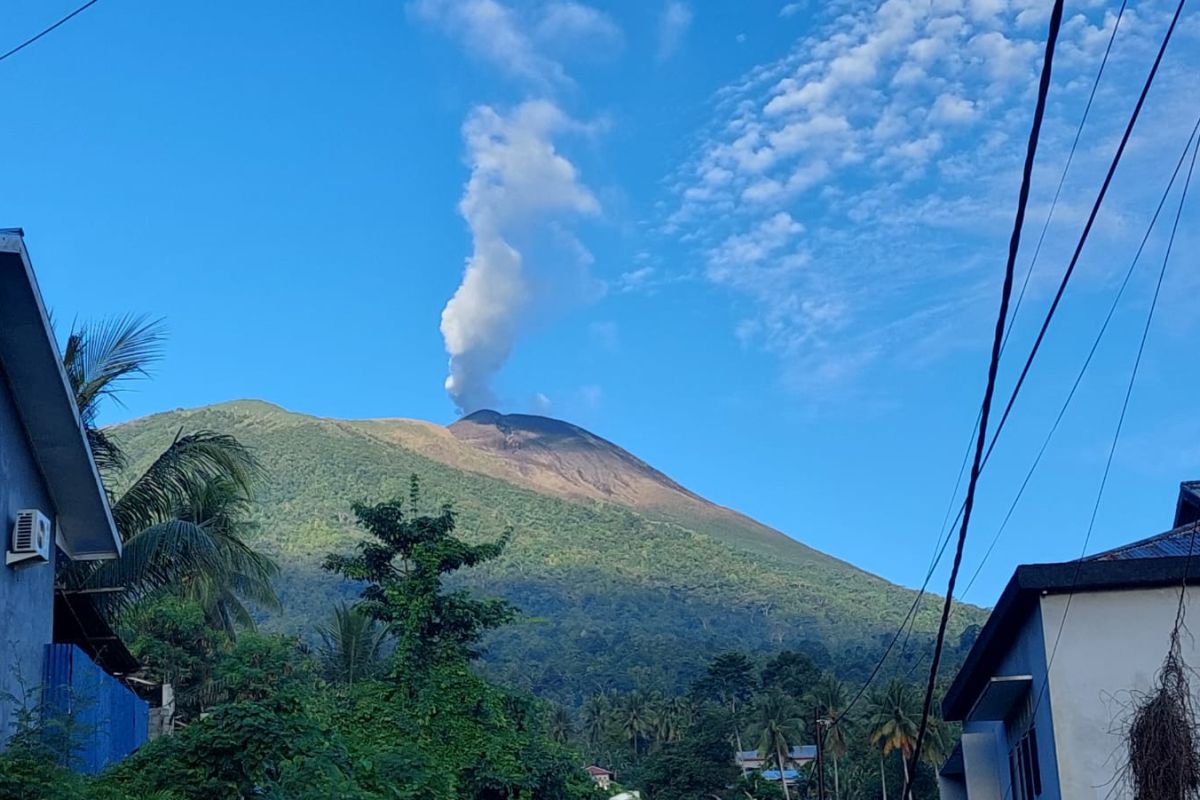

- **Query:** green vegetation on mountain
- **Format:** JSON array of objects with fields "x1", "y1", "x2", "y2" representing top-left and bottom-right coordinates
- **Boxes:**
[
  {"x1": 111, "y1": 400, "x2": 985, "y2": 703},
  {"x1": 2, "y1": 497, "x2": 602, "y2": 800}
]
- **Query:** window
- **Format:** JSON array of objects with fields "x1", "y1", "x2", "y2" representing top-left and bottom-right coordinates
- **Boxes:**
[{"x1": 1008, "y1": 728, "x2": 1042, "y2": 800}]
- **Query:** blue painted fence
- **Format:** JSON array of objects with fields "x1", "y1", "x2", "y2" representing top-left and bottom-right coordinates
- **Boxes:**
[{"x1": 43, "y1": 643, "x2": 148, "y2": 773}]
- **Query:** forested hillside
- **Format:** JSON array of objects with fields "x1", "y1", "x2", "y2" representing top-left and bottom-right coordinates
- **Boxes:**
[{"x1": 111, "y1": 400, "x2": 986, "y2": 703}]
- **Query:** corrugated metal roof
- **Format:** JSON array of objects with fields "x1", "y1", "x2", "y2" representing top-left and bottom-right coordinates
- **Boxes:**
[{"x1": 1086, "y1": 522, "x2": 1200, "y2": 561}]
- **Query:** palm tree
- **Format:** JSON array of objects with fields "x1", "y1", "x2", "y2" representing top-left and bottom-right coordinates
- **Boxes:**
[
  {"x1": 809, "y1": 674, "x2": 849, "y2": 800},
  {"x1": 316, "y1": 603, "x2": 391, "y2": 684},
  {"x1": 581, "y1": 694, "x2": 608, "y2": 752},
  {"x1": 57, "y1": 316, "x2": 278, "y2": 628},
  {"x1": 919, "y1": 712, "x2": 953, "y2": 770},
  {"x1": 60, "y1": 314, "x2": 165, "y2": 473},
  {"x1": 547, "y1": 704, "x2": 574, "y2": 745},
  {"x1": 754, "y1": 689, "x2": 805, "y2": 800},
  {"x1": 656, "y1": 695, "x2": 694, "y2": 744},
  {"x1": 866, "y1": 679, "x2": 921, "y2": 800},
  {"x1": 618, "y1": 691, "x2": 651, "y2": 758}
]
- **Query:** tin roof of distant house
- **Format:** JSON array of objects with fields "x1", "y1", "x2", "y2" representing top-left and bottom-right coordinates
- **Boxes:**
[
  {"x1": 763, "y1": 769, "x2": 800, "y2": 781},
  {"x1": 585, "y1": 765, "x2": 612, "y2": 776},
  {"x1": 0, "y1": 230, "x2": 120, "y2": 560}
]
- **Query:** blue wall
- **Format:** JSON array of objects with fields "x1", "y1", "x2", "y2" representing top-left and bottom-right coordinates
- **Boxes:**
[
  {"x1": 43, "y1": 644, "x2": 148, "y2": 773},
  {"x1": 0, "y1": 365, "x2": 57, "y2": 741}
]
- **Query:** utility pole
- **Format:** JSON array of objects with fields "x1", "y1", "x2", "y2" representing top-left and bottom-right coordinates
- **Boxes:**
[{"x1": 815, "y1": 710, "x2": 828, "y2": 800}]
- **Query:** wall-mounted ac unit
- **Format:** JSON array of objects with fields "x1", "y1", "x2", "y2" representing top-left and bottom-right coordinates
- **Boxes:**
[{"x1": 7, "y1": 509, "x2": 52, "y2": 566}]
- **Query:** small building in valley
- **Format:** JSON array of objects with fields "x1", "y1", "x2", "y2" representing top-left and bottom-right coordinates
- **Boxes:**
[
  {"x1": 737, "y1": 744, "x2": 816, "y2": 780},
  {"x1": 586, "y1": 765, "x2": 613, "y2": 790},
  {"x1": 0, "y1": 229, "x2": 148, "y2": 769},
  {"x1": 939, "y1": 481, "x2": 1200, "y2": 800}
]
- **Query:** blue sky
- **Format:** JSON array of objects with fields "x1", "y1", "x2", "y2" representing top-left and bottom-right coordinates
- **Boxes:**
[{"x1": 2, "y1": 0, "x2": 1198, "y2": 603}]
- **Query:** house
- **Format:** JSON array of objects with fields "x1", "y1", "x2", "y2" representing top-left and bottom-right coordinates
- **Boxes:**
[
  {"x1": 737, "y1": 744, "x2": 816, "y2": 771},
  {"x1": 0, "y1": 229, "x2": 148, "y2": 769},
  {"x1": 585, "y1": 765, "x2": 613, "y2": 790},
  {"x1": 939, "y1": 481, "x2": 1200, "y2": 800},
  {"x1": 762, "y1": 768, "x2": 801, "y2": 784}
]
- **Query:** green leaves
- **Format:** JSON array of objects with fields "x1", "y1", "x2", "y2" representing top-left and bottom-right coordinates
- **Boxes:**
[
  {"x1": 62, "y1": 314, "x2": 166, "y2": 435},
  {"x1": 60, "y1": 316, "x2": 277, "y2": 636},
  {"x1": 316, "y1": 604, "x2": 392, "y2": 685},
  {"x1": 324, "y1": 485, "x2": 514, "y2": 668}
]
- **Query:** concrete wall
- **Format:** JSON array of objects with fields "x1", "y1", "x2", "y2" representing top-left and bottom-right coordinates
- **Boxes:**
[
  {"x1": 956, "y1": 600, "x2": 1063, "y2": 800},
  {"x1": 0, "y1": 366, "x2": 56, "y2": 740},
  {"x1": 1041, "y1": 586, "x2": 1198, "y2": 800}
]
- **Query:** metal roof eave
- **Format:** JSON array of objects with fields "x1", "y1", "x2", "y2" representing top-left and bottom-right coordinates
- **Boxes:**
[{"x1": 0, "y1": 231, "x2": 121, "y2": 560}]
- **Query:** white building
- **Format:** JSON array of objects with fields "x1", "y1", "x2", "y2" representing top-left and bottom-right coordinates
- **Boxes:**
[{"x1": 939, "y1": 482, "x2": 1200, "y2": 800}]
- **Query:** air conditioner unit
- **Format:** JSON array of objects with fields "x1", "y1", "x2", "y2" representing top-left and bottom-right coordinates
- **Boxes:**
[{"x1": 7, "y1": 510, "x2": 52, "y2": 566}]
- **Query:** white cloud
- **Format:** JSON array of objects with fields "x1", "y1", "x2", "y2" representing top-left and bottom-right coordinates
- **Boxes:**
[
  {"x1": 441, "y1": 101, "x2": 599, "y2": 413},
  {"x1": 930, "y1": 93, "x2": 979, "y2": 123},
  {"x1": 411, "y1": 0, "x2": 622, "y2": 87},
  {"x1": 968, "y1": 31, "x2": 1039, "y2": 84},
  {"x1": 657, "y1": 1, "x2": 693, "y2": 61},
  {"x1": 707, "y1": 212, "x2": 805, "y2": 284},
  {"x1": 780, "y1": 3, "x2": 804, "y2": 18},
  {"x1": 660, "y1": 0, "x2": 1199, "y2": 394},
  {"x1": 411, "y1": 0, "x2": 567, "y2": 87},
  {"x1": 536, "y1": 1, "x2": 623, "y2": 53}
]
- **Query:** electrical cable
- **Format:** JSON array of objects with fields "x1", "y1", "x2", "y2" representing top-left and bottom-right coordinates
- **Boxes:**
[
  {"x1": 906, "y1": 4, "x2": 1068, "y2": 791},
  {"x1": 961, "y1": 111, "x2": 1200, "y2": 600},
  {"x1": 996, "y1": 111, "x2": 1199, "y2": 800},
  {"x1": 0, "y1": 0, "x2": 102, "y2": 64},
  {"x1": 977, "y1": 0, "x2": 1188, "y2": 476},
  {"x1": 835, "y1": 3, "x2": 1131, "y2": 719}
]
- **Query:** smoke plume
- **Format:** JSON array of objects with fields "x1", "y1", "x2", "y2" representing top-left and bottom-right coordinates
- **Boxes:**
[{"x1": 440, "y1": 100, "x2": 598, "y2": 414}]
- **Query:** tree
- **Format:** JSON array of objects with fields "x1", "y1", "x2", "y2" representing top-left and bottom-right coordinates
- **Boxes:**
[
  {"x1": 547, "y1": 704, "x2": 574, "y2": 745},
  {"x1": 638, "y1": 707, "x2": 741, "y2": 800},
  {"x1": 58, "y1": 315, "x2": 278, "y2": 630},
  {"x1": 322, "y1": 477, "x2": 513, "y2": 671},
  {"x1": 866, "y1": 679, "x2": 921, "y2": 799},
  {"x1": 753, "y1": 689, "x2": 805, "y2": 800},
  {"x1": 617, "y1": 692, "x2": 652, "y2": 758},
  {"x1": 653, "y1": 696, "x2": 694, "y2": 745},
  {"x1": 808, "y1": 674, "x2": 848, "y2": 800},
  {"x1": 123, "y1": 596, "x2": 232, "y2": 721},
  {"x1": 581, "y1": 694, "x2": 609, "y2": 752},
  {"x1": 692, "y1": 651, "x2": 756, "y2": 763},
  {"x1": 761, "y1": 651, "x2": 821, "y2": 698},
  {"x1": 315, "y1": 603, "x2": 391, "y2": 684}
]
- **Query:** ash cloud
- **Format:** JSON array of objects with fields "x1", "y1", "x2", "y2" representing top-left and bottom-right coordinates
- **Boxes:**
[{"x1": 440, "y1": 100, "x2": 598, "y2": 414}]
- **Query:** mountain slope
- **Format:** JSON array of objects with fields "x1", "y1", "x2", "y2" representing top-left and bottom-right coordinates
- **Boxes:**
[{"x1": 112, "y1": 400, "x2": 984, "y2": 702}]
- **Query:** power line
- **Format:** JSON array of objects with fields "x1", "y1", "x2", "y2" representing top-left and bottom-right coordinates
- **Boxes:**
[
  {"x1": 977, "y1": 0, "x2": 1188, "y2": 475},
  {"x1": 1000, "y1": 0, "x2": 1129, "y2": 355},
  {"x1": 834, "y1": 1, "x2": 1131, "y2": 720},
  {"x1": 905, "y1": 3, "x2": 1068, "y2": 791},
  {"x1": 961, "y1": 111, "x2": 1200, "y2": 600},
  {"x1": 997, "y1": 106, "x2": 1199, "y2": 800},
  {"x1": 909, "y1": 0, "x2": 1187, "y2": 789},
  {"x1": 0, "y1": 0, "x2": 102, "y2": 64}
]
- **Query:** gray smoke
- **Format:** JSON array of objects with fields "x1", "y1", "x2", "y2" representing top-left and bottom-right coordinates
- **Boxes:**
[{"x1": 440, "y1": 100, "x2": 598, "y2": 414}]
